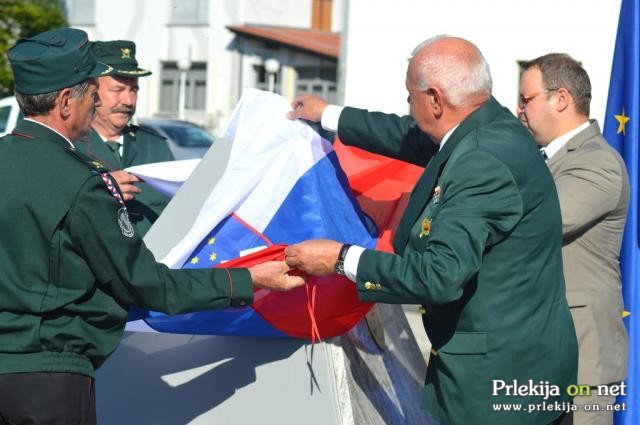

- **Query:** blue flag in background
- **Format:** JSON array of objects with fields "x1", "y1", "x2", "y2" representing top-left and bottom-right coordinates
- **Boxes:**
[{"x1": 605, "y1": 0, "x2": 640, "y2": 423}]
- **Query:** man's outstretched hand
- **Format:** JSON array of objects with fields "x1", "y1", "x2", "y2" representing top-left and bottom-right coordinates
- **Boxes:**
[
  {"x1": 285, "y1": 239, "x2": 342, "y2": 276},
  {"x1": 249, "y1": 261, "x2": 306, "y2": 291},
  {"x1": 286, "y1": 94, "x2": 328, "y2": 123},
  {"x1": 110, "y1": 170, "x2": 142, "y2": 201}
]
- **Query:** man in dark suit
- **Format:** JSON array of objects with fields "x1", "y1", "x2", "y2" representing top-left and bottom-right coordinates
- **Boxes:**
[
  {"x1": 519, "y1": 53, "x2": 629, "y2": 425},
  {"x1": 0, "y1": 28, "x2": 302, "y2": 424},
  {"x1": 75, "y1": 40, "x2": 173, "y2": 236},
  {"x1": 286, "y1": 35, "x2": 578, "y2": 425}
]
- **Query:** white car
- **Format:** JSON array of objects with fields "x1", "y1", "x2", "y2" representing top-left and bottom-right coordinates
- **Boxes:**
[
  {"x1": 137, "y1": 118, "x2": 215, "y2": 160},
  {"x1": 0, "y1": 96, "x2": 21, "y2": 137}
]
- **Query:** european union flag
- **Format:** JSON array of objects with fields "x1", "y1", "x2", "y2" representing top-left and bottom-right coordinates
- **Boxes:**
[{"x1": 604, "y1": 0, "x2": 640, "y2": 423}]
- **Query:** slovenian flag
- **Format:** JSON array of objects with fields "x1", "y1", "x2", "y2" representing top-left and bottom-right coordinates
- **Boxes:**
[{"x1": 139, "y1": 89, "x2": 378, "y2": 339}]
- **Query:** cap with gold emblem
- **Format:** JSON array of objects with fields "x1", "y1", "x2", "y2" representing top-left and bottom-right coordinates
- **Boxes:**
[
  {"x1": 90, "y1": 40, "x2": 152, "y2": 77},
  {"x1": 8, "y1": 27, "x2": 111, "y2": 95}
]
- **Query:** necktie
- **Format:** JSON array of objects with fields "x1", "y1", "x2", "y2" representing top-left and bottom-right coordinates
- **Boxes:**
[
  {"x1": 106, "y1": 141, "x2": 122, "y2": 165},
  {"x1": 540, "y1": 148, "x2": 549, "y2": 164}
]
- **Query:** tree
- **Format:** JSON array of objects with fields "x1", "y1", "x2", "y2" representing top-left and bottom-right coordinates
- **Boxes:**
[{"x1": 0, "y1": 0, "x2": 67, "y2": 97}]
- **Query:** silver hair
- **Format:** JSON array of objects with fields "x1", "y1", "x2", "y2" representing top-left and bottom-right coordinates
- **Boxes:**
[
  {"x1": 411, "y1": 35, "x2": 492, "y2": 108},
  {"x1": 15, "y1": 79, "x2": 95, "y2": 117}
]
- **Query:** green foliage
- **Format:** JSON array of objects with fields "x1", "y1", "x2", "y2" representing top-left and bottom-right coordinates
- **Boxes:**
[{"x1": 0, "y1": 0, "x2": 67, "y2": 96}]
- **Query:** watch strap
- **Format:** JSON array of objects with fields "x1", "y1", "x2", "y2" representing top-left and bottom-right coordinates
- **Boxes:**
[{"x1": 335, "y1": 244, "x2": 352, "y2": 276}]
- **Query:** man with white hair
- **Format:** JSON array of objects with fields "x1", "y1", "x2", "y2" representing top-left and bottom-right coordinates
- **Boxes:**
[{"x1": 286, "y1": 35, "x2": 578, "y2": 425}]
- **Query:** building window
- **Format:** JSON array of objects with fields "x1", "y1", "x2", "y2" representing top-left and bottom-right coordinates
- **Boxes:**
[
  {"x1": 296, "y1": 66, "x2": 338, "y2": 104},
  {"x1": 169, "y1": 0, "x2": 208, "y2": 25},
  {"x1": 254, "y1": 65, "x2": 281, "y2": 93},
  {"x1": 65, "y1": 0, "x2": 95, "y2": 25},
  {"x1": 159, "y1": 61, "x2": 207, "y2": 113},
  {"x1": 312, "y1": 0, "x2": 333, "y2": 31}
]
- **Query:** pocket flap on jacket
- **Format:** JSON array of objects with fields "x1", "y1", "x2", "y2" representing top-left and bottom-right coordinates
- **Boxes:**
[
  {"x1": 566, "y1": 290, "x2": 588, "y2": 308},
  {"x1": 438, "y1": 331, "x2": 488, "y2": 354}
]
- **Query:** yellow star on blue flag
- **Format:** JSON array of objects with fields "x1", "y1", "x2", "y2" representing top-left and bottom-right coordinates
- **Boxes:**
[{"x1": 615, "y1": 109, "x2": 630, "y2": 135}]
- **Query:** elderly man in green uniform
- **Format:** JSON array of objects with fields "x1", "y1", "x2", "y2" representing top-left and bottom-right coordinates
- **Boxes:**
[
  {"x1": 0, "y1": 28, "x2": 302, "y2": 425},
  {"x1": 75, "y1": 39, "x2": 173, "y2": 236},
  {"x1": 286, "y1": 35, "x2": 578, "y2": 425}
]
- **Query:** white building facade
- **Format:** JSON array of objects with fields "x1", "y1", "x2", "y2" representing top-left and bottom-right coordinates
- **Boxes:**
[
  {"x1": 340, "y1": 0, "x2": 621, "y2": 124},
  {"x1": 66, "y1": 0, "x2": 343, "y2": 132},
  {"x1": 66, "y1": 0, "x2": 621, "y2": 132}
]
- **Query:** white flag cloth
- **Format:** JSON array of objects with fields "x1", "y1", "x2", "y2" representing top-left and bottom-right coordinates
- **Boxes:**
[
  {"x1": 157, "y1": 89, "x2": 332, "y2": 268},
  {"x1": 126, "y1": 159, "x2": 200, "y2": 197}
]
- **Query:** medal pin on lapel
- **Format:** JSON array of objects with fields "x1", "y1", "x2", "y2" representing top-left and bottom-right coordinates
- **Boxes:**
[
  {"x1": 433, "y1": 185, "x2": 442, "y2": 204},
  {"x1": 419, "y1": 218, "x2": 432, "y2": 238}
]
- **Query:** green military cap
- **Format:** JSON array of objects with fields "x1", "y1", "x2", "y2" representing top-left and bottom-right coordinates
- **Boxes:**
[
  {"x1": 8, "y1": 27, "x2": 110, "y2": 95},
  {"x1": 90, "y1": 40, "x2": 152, "y2": 77}
]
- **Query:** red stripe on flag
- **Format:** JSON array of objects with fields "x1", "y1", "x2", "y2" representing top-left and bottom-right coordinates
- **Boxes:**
[{"x1": 231, "y1": 212, "x2": 274, "y2": 247}]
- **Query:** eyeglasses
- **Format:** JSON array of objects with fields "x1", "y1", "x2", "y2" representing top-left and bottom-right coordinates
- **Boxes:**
[{"x1": 518, "y1": 88, "x2": 558, "y2": 108}]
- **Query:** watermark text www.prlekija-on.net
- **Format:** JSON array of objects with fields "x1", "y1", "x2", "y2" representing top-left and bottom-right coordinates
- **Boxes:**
[{"x1": 491, "y1": 380, "x2": 627, "y2": 413}]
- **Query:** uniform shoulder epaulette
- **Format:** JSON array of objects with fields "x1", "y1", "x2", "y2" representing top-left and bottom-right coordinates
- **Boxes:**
[
  {"x1": 66, "y1": 146, "x2": 110, "y2": 173},
  {"x1": 127, "y1": 124, "x2": 166, "y2": 140}
]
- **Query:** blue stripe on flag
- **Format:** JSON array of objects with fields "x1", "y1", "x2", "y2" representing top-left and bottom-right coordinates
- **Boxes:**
[
  {"x1": 263, "y1": 152, "x2": 377, "y2": 247},
  {"x1": 182, "y1": 215, "x2": 268, "y2": 269},
  {"x1": 147, "y1": 308, "x2": 289, "y2": 338}
]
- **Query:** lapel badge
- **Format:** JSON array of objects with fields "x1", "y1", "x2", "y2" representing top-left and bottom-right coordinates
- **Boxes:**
[
  {"x1": 419, "y1": 218, "x2": 432, "y2": 238},
  {"x1": 433, "y1": 185, "x2": 442, "y2": 204},
  {"x1": 121, "y1": 48, "x2": 132, "y2": 59}
]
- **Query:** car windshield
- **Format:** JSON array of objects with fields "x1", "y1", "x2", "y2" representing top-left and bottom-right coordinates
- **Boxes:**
[{"x1": 159, "y1": 124, "x2": 214, "y2": 148}]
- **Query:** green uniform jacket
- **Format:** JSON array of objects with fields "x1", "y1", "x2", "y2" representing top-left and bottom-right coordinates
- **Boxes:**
[
  {"x1": 338, "y1": 98, "x2": 578, "y2": 425},
  {"x1": 75, "y1": 125, "x2": 174, "y2": 236},
  {"x1": 0, "y1": 119, "x2": 252, "y2": 377}
]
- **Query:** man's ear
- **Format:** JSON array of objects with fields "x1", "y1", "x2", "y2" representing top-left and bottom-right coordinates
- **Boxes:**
[
  {"x1": 555, "y1": 87, "x2": 571, "y2": 113},
  {"x1": 57, "y1": 88, "x2": 73, "y2": 119},
  {"x1": 428, "y1": 87, "x2": 444, "y2": 118}
]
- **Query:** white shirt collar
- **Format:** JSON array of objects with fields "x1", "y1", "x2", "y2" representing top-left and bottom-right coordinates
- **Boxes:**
[
  {"x1": 98, "y1": 133, "x2": 124, "y2": 144},
  {"x1": 542, "y1": 120, "x2": 590, "y2": 160},
  {"x1": 24, "y1": 118, "x2": 74, "y2": 147},
  {"x1": 439, "y1": 124, "x2": 460, "y2": 151}
]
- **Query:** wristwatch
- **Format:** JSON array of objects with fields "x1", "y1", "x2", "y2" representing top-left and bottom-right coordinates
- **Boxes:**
[{"x1": 334, "y1": 244, "x2": 352, "y2": 276}]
